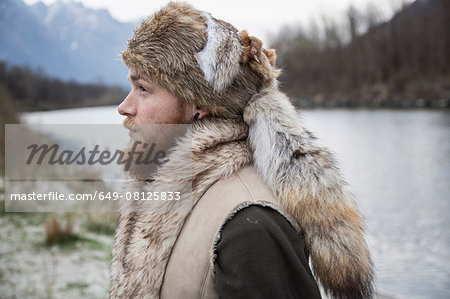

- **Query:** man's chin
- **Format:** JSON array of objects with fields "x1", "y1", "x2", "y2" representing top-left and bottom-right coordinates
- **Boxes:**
[
  {"x1": 128, "y1": 130, "x2": 138, "y2": 138},
  {"x1": 121, "y1": 124, "x2": 191, "y2": 180},
  {"x1": 122, "y1": 139, "x2": 159, "y2": 180}
]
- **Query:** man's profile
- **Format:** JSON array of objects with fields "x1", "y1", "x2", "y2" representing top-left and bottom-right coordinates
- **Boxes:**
[{"x1": 110, "y1": 2, "x2": 374, "y2": 298}]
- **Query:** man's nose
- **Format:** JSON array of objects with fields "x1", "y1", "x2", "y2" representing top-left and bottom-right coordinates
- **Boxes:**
[{"x1": 118, "y1": 93, "x2": 136, "y2": 117}]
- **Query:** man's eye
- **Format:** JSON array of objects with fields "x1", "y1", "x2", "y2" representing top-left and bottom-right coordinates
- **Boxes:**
[{"x1": 139, "y1": 85, "x2": 147, "y2": 92}]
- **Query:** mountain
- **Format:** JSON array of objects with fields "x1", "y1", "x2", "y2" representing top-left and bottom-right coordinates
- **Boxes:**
[{"x1": 0, "y1": 0, "x2": 137, "y2": 86}]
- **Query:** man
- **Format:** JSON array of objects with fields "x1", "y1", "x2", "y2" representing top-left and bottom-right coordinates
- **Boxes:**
[{"x1": 110, "y1": 2, "x2": 374, "y2": 299}]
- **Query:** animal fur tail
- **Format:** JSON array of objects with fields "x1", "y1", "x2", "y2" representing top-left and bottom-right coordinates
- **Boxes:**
[{"x1": 243, "y1": 84, "x2": 374, "y2": 298}]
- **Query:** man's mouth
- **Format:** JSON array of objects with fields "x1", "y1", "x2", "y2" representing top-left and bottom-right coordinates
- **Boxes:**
[{"x1": 123, "y1": 118, "x2": 138, "y2": 137}]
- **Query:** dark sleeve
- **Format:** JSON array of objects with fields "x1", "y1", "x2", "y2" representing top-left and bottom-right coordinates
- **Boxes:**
[{"x1": 214, "y1": 205, "x2": 321, "y2": 299}]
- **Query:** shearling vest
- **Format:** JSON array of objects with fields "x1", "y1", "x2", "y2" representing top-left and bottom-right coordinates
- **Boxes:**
[
  {"x1": 160, "y1": 165, "x2": 298, "y2": 298},
  {"x1": 110, "y1": 86, "x2": 374, "y2": 299}
]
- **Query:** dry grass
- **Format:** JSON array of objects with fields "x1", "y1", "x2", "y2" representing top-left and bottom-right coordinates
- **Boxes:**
[{"x1": 45, "y1": 215, "x2": 74, "y2": 245}]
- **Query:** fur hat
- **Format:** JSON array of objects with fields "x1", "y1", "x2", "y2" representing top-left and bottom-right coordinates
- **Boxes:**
[{"x1": 122, "y1": 1, "x2": 279, "y2": 118}]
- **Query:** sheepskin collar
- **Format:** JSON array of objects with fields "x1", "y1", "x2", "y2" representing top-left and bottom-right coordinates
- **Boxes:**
[{"x1": 110, "y1": 85, "x2": 374, "y2": 299}]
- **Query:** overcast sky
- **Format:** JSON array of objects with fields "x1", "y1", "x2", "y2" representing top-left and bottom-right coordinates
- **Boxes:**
[{"x1": 24, "y1": 0, "x2": 414, "y2": 44}]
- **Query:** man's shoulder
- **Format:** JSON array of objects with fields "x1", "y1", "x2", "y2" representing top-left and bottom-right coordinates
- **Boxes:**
[
  {"x1": 199, "y1": 165, "x2": 301, "y2": 234},
  {"x1": 201, "y1": 165, "x2": 277, "y2": 207},
  {"x1": 218, "y1": 205, "x2": 299, "y2": 241}
]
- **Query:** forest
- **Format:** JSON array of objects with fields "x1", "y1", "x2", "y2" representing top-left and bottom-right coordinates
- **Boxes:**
[
  {"x1": 271, "y1": 0, "x2": 450, "y2": 108},
  {"x1": 0, "y1": 61, "x2": 126, "y2": 112}
]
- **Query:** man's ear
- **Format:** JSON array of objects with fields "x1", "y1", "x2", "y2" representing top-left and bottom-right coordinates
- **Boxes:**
[
  {"x1": 194, "y1": 109, "x2": 208, "y2": 120},
  {"x1": 191, "y1": 103, "x2": 208, "y2": 120}
]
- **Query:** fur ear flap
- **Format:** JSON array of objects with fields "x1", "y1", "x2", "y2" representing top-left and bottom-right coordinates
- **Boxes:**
[{"x1": 196, "y1": 12, "x2": 242, "y2": 92}]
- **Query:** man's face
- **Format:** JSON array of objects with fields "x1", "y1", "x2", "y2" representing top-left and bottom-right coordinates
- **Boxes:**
[
  {"x1": 118, "y1": 69, "x2": 193, "y2": 125},
  {"x1": 118, "y1": 69, "x2": 193, "y2": 179}
]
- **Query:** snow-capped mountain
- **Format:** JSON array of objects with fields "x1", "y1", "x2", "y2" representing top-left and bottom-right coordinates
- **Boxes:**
[{"x1": 0, "y1": 0, "x2": 137, "y2": 86}]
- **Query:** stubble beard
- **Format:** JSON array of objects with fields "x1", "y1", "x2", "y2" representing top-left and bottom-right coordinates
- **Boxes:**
[{"x1": 121, "y1": 106, "x2": 191, "y2": 180}]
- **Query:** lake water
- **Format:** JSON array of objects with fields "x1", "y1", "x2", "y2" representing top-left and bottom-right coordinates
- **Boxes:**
[{"x1": 21, "y1": 107, "x2": 450, "y2": 299}]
